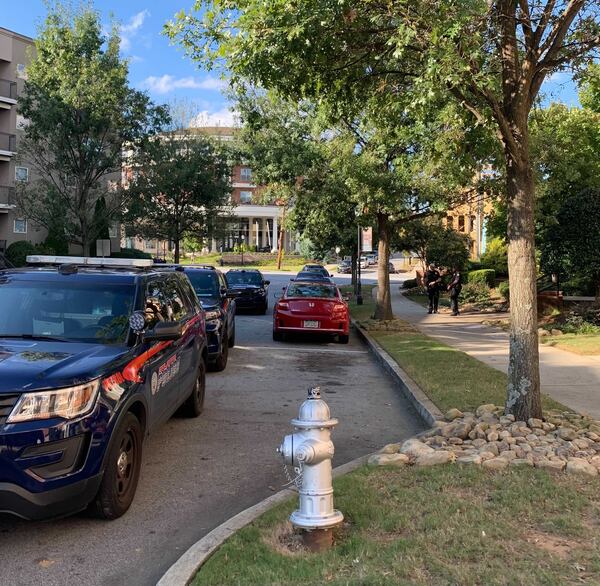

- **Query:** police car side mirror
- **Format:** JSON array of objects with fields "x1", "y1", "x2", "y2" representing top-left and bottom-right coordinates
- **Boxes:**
[
  {"x1": 143, "y1": 321, "x2": 183, "y2": 342},
  {"x1": 264, "y1": 280, "x2": 270, "y2": 285}
]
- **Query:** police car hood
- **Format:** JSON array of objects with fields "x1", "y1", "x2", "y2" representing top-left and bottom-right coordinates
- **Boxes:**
[{"x1": 0, "y1": 339, "x2": 131, "y2": 393}]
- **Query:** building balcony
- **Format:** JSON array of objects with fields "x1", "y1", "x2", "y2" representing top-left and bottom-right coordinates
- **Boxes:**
[
  {"x1": 0, "y1": 185, "x2": 15, "y2": 212},
  {"x1": 0, "y1": 79, "x2": 17, "y2": 109},
  {"x1": 0, "y1": 132, "x2": 16, "y2": 160}
]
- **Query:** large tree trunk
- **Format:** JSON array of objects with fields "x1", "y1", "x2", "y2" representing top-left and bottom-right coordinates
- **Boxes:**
[
  {"x1": 174, "y1": 238, "x2": 181, "y2": 264},
  {"x1": 373, "y1": 213, "x2": 393, "y2": 320},
  {"x1": 505, "y1": 137, "x2": 542, "y2": 420}
]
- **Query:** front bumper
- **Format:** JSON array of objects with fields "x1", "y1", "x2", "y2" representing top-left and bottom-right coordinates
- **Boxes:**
[
  {"x1": 234, "y1": 294, "x2": 267, "y2": 309},
  {"x1": 0, "y1": 473, "x2": 103, "y2": 520}
]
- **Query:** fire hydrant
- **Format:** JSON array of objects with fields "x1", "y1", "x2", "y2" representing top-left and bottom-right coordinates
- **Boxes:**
[{"x1": 278, "y1": 387, "x2": 344, "y2": 551}]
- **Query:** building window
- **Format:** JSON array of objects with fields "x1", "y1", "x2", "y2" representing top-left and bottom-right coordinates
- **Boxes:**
[
  {"x1": 240, "y1": 167, "x2": 252, "y2": 181},
  {"x1": 15, "y1": 166, "x2": 29, "y2": 182},
  {"x1": 240, "y1": 190, "x2": 253, "y2": 204},
  {"x1": 14, "y1": 219, "x2": 27, "y2": 234},
  {"x1": 16, "y1": 64, "x2": 27, "y2": 79},
  {"x1": 470, "y1": 215, "x2": 477, "y2": 232},
  {"x1": 458, "y1": 215, "x2": 465, "y2": 232},
  {"x1": 144, "y1": 239, "x2": 156, "y2": 249},
  {"x1": 446, "y1": 216, "x2": 454, "y2": 230}
]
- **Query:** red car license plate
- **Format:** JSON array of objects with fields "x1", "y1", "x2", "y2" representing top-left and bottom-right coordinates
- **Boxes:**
[{"x1": 303, "y1": 320, "x2": 320, "y2": 328}]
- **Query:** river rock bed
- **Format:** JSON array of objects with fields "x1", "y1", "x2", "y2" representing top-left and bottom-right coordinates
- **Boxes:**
[{"x1": 368, "y1": 404, "x2": 600, "y2": 476}]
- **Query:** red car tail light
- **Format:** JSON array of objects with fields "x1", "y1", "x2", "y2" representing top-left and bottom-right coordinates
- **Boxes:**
[{"x1": 277, "y1": 302, "x2": 289, "y2": 310}]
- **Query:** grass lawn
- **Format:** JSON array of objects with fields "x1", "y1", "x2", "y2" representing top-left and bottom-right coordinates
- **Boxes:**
[
  {"x1": 542, "y1": 334, "x2": 600, "y2": 356},
  {"x1": 194, "y1": 465, "x2": 600, "y2": 586},
  {"x1": 348, "y1": 292, "x2": 565, "y2": 413}
]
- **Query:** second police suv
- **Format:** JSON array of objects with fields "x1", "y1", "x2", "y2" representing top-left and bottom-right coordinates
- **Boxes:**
[{"x1": 0, "y1": 256, "x2": 208, "y2": 520}]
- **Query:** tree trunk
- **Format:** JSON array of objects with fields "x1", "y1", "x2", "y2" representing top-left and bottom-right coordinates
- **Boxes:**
[
  {"x1": 174, "y1": 238, "x2": 181, "y2": 264},
  {"x1": 505, "y1": 140, "x2": 542, "y2": 420},
  {"x1": 373, "y1": 213, "x2": 393, "y2": 320}
]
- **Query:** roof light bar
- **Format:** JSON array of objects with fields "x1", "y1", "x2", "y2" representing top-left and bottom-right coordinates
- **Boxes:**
[{"x1": 26, "y1": 255, "x2": 154, "y2": 268}]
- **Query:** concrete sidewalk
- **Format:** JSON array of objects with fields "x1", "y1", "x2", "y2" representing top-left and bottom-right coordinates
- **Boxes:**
[{"x1": 389, "y1": 289, "x2": 600, "y2": 419}]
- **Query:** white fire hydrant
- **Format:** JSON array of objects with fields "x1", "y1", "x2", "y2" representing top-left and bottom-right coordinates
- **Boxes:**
[{"x1": 278, "y1": 387, "x2": 343, "y2": 550}]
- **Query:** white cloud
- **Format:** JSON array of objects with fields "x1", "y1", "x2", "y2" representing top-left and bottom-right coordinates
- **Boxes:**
[
  {"x1": 547, "y1": 70, "x2": 571, "y2": 84},
  {"x1": 190, "y1": 108, "x2": 239, "y2": 128},
  {"x1": 141, "y1": 75, "x2": 227, "y2": 95},
  {"x1": 120, "y1": 10, "x2": 150, "y2": 52}
]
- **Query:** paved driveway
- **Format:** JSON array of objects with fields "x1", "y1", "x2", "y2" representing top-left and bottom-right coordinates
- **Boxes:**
[{"x1": 0, "y1": 272, "x2": 424, "y2": 586}]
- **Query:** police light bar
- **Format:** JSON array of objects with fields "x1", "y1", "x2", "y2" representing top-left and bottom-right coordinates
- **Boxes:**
[{"x1": 26, "y1": 255, "x2": 154, "y2": 268}]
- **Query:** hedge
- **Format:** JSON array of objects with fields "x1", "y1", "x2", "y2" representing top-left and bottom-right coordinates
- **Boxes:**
[
  {"x1": 465, "y1": 269, "x2": 496, "y2": 288},
  {"x1": 111, "y1": 248, "x2": 153, "y2": 260},
  {"x1": 403, "y1": 277, "x2": 418, "y2": 289},
  {"x1": 5, "y1": 240, "x2": 36, "y2": 267}
]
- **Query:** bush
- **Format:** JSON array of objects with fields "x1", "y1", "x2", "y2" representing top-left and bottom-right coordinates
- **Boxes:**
[
  {"x1": 465, "y1": 269, "x2": 496, "y2": 288},
  {"x1": 461, "y1": 282, "x2": 492, "y2": 305},
  {"x1": 466, "y1": 260, "x2": 483, "y2": 271},
  {"x1": 111, "y1": 248, "x2": 153, "y2": 260},
  {"x1": 480, "y1": 238, "x2": 508, "y2": 276},
  {"x1": 498, "y1": 280, "x2": 510, "y2": 301},
  {"x1": 403, "y1": 277, "x2": 418, "y2": 289},
  {"x1": 5, "y1": 240, "x2": 36, "y2": 267}
]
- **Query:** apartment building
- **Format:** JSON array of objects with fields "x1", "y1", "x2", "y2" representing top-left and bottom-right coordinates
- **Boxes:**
[
  {"x1": 124, "y1": 126, "x2": 295, "y2": 257},
  {"x1": 0, "y1": 27, "x2": 44, "y2": 254}
]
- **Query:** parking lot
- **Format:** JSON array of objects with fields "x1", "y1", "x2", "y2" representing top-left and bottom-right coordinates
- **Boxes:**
[{"x1": 0, "y1": 270, "x2": 422, "y2": 586}]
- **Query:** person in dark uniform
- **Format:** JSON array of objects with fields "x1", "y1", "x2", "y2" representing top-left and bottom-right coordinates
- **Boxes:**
[
  {"x1": 447, "y1": 265, "x2": 463, "y2": 316},
  {"x1": 424, "y1": 262, "x2": 442, "y2": 314}
]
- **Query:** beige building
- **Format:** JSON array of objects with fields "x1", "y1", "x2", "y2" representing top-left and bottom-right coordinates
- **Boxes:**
[{"x1": 0, "y1": 27, "x2": 45, "y2": 254}]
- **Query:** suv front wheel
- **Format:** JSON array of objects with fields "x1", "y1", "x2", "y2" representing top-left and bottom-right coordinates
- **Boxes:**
[
  {"x1": 210, "y1": 330, "x2": 229, "y2": 372},
  {"x1": 90, "y1": 412, "x2": 142, "y2": 519}
]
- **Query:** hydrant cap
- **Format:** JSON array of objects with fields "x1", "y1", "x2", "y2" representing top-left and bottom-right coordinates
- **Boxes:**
[{"x1": 291, "y1": 387, "x2": 338, "y2": 428}]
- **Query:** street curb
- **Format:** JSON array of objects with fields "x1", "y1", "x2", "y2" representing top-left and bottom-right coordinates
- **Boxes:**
[
  {"x1": 351, "y1": 319, "x2": 443, "y2": 426},
  {"x1": 156, "y1": 453, "x2": 372, "y2": 586}
]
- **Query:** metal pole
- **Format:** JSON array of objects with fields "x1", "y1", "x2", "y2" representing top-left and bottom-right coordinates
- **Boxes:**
[{"x1": 357, "y1": 224, "x2": 363, "y2": 305}]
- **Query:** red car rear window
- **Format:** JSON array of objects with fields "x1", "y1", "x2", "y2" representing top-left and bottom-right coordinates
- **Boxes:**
[{"x1": 286, "y1": 284, "x2": 338, "y2": 298}]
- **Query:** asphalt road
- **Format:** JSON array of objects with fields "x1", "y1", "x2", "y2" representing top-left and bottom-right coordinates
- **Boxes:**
[{"x1": 0, "y1": 270, "x2": 423, "y2": 586}]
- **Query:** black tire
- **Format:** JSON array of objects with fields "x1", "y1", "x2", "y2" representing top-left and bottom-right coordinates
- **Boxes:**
[
  {"x1": 228, "y1": 323, "x2": 236, "y2": 348},
  {"x1": 273, "y1": 330, "x2": 283, "y2": 342},
  {"x1": 210, "y1": 331, "x2": 229, "y2": 372},
  {"x1": 180, "y1": 360, "x2": 206, "y2": 417},
  {"x1": 338, "y1": 334, "x2": 350, "y2": 344},
  {"x1": 90, "y1": 412, "x2": 142, "y2": 519}
]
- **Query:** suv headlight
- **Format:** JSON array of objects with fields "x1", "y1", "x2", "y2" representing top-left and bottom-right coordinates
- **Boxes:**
[
  {"x1": 7, "y1": 380, "x2": 100, "y2": 423},
  {"x1": 204, "y1": 309, "x2": 221, "y2": 322}
]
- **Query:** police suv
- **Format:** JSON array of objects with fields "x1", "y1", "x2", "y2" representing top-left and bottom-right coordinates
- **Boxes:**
[{"x1": 0, "y1": 256, "x2": 207, "y2": 520}]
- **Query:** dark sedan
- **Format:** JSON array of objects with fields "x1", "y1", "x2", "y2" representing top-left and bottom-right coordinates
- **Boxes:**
[
  {"x1": 226, "y1": 269, "x2": 270, "y2": 314},
  {"x1": 293, "y1": 271, "x2": 334, "y2": 283}
]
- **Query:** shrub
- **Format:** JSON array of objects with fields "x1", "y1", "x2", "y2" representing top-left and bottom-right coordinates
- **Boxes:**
[
  {"x1": 480, "y1": 238, "x2": 508, "y2": 275},
  {"x1": 466, "y1": 260, "x2": 483, "y2": 271},
  {"x1": 6, "y1": 240, "x2": 36, "y2": 267},
  {"x1": 461, "y1": 282, "x2": 492, "y2": 305},
  {"x1": 403, "y1": 277, "x2": 418, "y2": 289},
  {"x1": 112, "y1": 248, "x2": 153, "y2": 259},
  {"x1": 498, "y1": 280, "x2": 510, "y2": 301},
  {"x1": 465, "y1": 269, "x2": 496, "y2": 288}
]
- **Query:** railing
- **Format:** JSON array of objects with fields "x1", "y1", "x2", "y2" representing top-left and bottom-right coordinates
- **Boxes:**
[
  {"x1": 0, "y1": 79, "x2": 17, "y2": 101},
  {"x1": 0, "y1": 185, "x2": 15, "y2": 206},
  {"x1": 537, "y1": 273, "x2": 561, "y2": 296},
  {"x1": 0, "y1": 132, "x2": 16, "y2": 152}
]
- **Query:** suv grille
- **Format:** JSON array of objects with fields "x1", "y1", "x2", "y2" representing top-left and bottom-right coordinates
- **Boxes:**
[{"x1": 0, "y1": 394, "x2": 20, "y2": 425}]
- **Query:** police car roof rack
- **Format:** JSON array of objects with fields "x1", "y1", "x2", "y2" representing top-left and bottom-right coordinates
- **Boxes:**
[{"x1": 26, "y1": 255, "x2": 154, "y2": 269}]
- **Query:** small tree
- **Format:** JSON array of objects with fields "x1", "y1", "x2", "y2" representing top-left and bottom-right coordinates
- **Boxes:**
[
  {"x1": 125, "y1": 132, "x2": 232, "y2": 263},
  {"x1": 16, "y1": 4, "x2": 167, "y2": 255}
]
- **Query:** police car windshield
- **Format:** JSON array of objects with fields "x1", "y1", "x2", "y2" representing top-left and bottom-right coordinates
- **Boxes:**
[
  {"x1": 0, "y1": 280, "x2": 135, "y2": 344},
  {"x1": 186, "y1": 271, "x2": 220, "y2": 297},
  {"x1": 286, "y1": 284, "x2": 338, "y2": 298},
  {"x1": 226, "y1": 272, "x2": 262, "y2": 286}
]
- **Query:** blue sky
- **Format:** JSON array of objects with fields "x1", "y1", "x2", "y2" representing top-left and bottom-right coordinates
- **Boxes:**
[
  {"x1": 2, "y1": 1, "x2": 580, "y2": 122},
  {"x1": 3, "y1": 1, "x2": 234, "y2": 126}
]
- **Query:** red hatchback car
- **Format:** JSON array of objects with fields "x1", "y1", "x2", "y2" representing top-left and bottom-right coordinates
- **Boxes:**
[{"x1": 273, "y1": 281, "x2": 350, "y2": 344}]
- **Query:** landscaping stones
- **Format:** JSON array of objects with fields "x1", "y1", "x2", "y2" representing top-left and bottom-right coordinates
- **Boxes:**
[
  {"x1": 367, "y1": 453, "x2": 409, "y2": 466},
  {"x1": 368, "y1": 403, "x2": 600, "y2": 478}
]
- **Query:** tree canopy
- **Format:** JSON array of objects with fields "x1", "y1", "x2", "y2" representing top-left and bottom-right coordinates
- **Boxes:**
[{"x1": 17, "y1": 3, "x2": 167, "y2": 255}]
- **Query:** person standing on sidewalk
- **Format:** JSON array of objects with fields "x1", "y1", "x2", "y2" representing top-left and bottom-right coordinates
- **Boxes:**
[
  {"x1": 424, "y1": 263, "x2": 442, "y2": 314},
  {"x1": 447, "y1": 266, "x2": 463, "y2": 316}
]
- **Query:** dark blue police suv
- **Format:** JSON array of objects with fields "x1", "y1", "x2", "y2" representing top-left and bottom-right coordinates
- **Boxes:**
[{"x1": 0, "y1": 256, "x2": 207, "y2": 520}]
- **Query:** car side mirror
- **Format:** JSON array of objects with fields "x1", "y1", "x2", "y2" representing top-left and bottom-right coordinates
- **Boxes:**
[
  {"x1": 343, "y1": 294, "x2": 351, "y2": 302},
  {"x1": 264, "y1": 280, "x2": 271, "y2": 285},
  {"x1": 330, "y1": 273, "x2": 334, "y2": 277},
  {"x1": 129, "y1": 311, "x2": 147, "y2": 334},
  {"x1": 143, "y1": 321, "x2": 183, "y2": 342}
]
